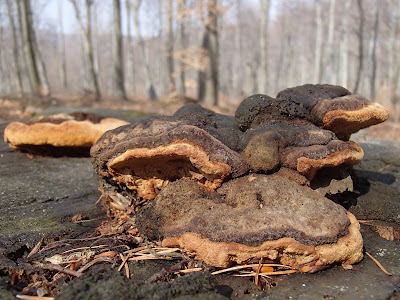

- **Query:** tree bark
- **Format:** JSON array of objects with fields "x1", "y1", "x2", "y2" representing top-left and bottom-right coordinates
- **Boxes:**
[
  {"x1": 70, "y1": 0, "x2": 101, "y2": 99},
  {"x1": 177, "y1": 0, "x2": 187, "y2": 95},
  {"x1": 313, "y1": 0, "x2": 322, "y2": 83},
  {"x1": 125, "y1": 0, "x2": 135, "y2": 95},
  {"x1": 198, "y1": 0, "x2": 219, "y2": 106},
  {"x1": 354, "y1": 0, "x2": 365, "y2": 93},
  {"x1": 165, "y1": 0, "x2": 175, "y2": 93},
  {"x1": 112, "y1": 0, "x2": 126, "y2": 99},
  {"x1": 57, "y1": 0, "x2": 67, "y2": 90},
  {"x1": 19, "y1": 0, "x2": 50, "y2": 96},
  {"x1": 259, "y1": 0, "x2": 270, "y2": 94},
  {"x1": 339, "y1": 0, "x2": 351, "y2": 88},
  {"x1": 370, "y1": 0, "x2": 380, "y2": 100},
  {"x1": 233, "y1": 0, "x2": 242, "y2": 98},
  {"x1": 131, "y1": 0, "x2": 158, "y2": 101},
  {"x1": 323, "y1": 0, "x2": 336, "y2": 84},
  {"x1": 6, "y1": 0, "x2": 24, "y2": 94}
]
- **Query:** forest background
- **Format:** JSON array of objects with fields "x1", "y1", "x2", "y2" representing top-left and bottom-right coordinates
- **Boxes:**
[{"x1": 0, "y1": 0, "x2": 399, "y2": 123}]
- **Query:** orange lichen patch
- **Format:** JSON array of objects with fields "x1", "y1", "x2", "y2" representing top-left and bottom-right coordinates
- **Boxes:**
[
  {"x1": 4, "y1": 118, "x2": 128, "y2": 149},
  {"x1": 162, "y1": 212, "x2": 363, "y2": 272},
  {"x1": 296, "y1": 141, "x2": 364, "y2": 180},
  {"x1": 322, "y1": 102, "x2": 389, "y2": 140},
  {"x1": 107, "y1": 140, "x2": 231, "y2": 200}
]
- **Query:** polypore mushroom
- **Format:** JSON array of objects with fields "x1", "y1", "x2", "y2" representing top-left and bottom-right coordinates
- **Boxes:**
[
  {"x1": 91, "y1": 116, "x2": 248, "y2": 210},
  {"x1": 4, "y1": 112, "x2": 129, "y2": 156},
  {"x1": 239, "y1": 122, "x2": 364, "y2": 180},
  {"x1": 236, "y1": 84, "x2": 389, "y2": 140},
  {"x1": 137, "y1": 174, "x2": 363, "y2": 272}
]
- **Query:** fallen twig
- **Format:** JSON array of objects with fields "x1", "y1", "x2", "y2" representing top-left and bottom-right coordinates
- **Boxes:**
[
  {"x1": 176, "y1": 267, "x2": 203, "y2": 274},
  {"x1": 44, "y1": 263, "x2": 82, "y2": 277},
  {"x1": 147, "y1": 260, "x2": 188, "y2": 283},
  {"x1": 211, "y1": 264, "x2": 293, "y2": 275},
  {"x1": 77, "y1": 257, "x2": 112, "y2": 273},
  {"x1": 61, "y1": 245, "x2": 109, "y2": 254},
  {"x1": 119, "y1": 253, "x2": 130, "y2": 278},
  {"x1": 366, "y1": 252, "x2": 392, "y2": 276},
  {"x1": 28, "y1": 233, "x2": 49, "y2": 258},
  {"x1": 234, "y1": 270, "x2": 297, "y2": 276},
  {"x1": 16, "y1": 295, "x2": 55, "y2": 300}
]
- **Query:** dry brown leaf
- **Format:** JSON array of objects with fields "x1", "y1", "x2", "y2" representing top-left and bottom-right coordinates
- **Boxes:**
[{"x1": 375, "y1": 225, "x2": 400, "y2": 241}]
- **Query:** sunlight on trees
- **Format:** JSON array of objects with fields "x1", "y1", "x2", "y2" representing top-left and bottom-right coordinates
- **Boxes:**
[{"x1": 0, "y1": 0, "x2": 399, "y2": 114}]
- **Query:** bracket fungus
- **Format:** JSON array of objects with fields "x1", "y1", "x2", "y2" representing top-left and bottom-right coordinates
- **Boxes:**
[
  {"x1": 239, "y1": 122, "x2": 364, "y2": 180},
  {"x1": 4, "y1": 112, "x2": 129, "y2": 156},
  {"x1": 90, "y1": 84, "x2": 389, "y2": 273},
  {"x1": 137, "y1": 175, "x2": 363, "y2": 272},
  {"x1": 91, "y1": 116, "x2": 248, "y2": 204},
  {"x1": 236, "y1": 84, "x2": 389, "y2": 140}
]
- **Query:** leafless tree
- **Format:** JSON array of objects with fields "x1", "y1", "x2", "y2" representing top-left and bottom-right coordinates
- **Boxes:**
[
  {"x1": 370, "y1": 0, "x2": 380, "y2": 100},
  {"x1": 70, "y1": 0, "x2": 101, "y2": 99},
  {"x1": 354, "y1": 0, "x2": 365, "y2": 93},
  {"x1": 112, "y1": 0, "x2": 126, "y2": 99},
  {"x1": 339, "y1": 0, "x2": 351, "y2": 88},
  {"x1": 130, "y1": 0, "x2": 158, "y2": 101},
  {"x1": 313, "y1": 0, "x2": 322, "y2": 83},
  {"x1": 198, "y1": 0, "x2": 219, "y2": 106},
  {"x1": 57, "y1": 0, "x2": 67, "y2": 90},
  {"x1": 18, "y1": 0, "x2": 50, "y2": 96},
  {"x1": 165, "y1": 0, "x2": 175, "y2": 93},
  {"x1": 259, "y1": 0, "x2": 270, "y2": 94},
  {"x1": 125, "y1": 0, "x2": 135, "y2": 95},
  {"x1": 322, "y1": 0, "x2": 336, "y2": 84},
  {"x1": 6, "y1": 0, "x2": 24, "y2": 94}
]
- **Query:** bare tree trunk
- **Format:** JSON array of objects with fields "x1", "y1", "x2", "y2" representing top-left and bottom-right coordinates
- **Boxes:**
[
  {"x1": 323, "y1": 0, "x2": 336, "y2": 83},
  {"x1": 339, "y1": 0, "x2": 351, "y2": 88},
  {"x1": 176, "y1": 0, "x2": 187, "y2": 96},
  {"x1": 125, "y1": 0, "x2": 135, "y2": 95},
  {"x1": 198, "y1": 0, "x2": 219, "y2": 106},
  {"x1": 313, "y1": 0, "x2": 322, "y2": 83},
  {"x1": 112, "y1": 0, "x2": 126, "y2": 99},
  {"x1": 389, "y1": 0, "x2": 400, "y2": 109},
  {"x1": 70, "y1": 0, "x2": 101, "y2": 99},
  {"x1": 57, "y1": 0, "x2": 67, "y2": 90},
  {"x1": 19, "y1": 0, "x2": 49, "y2": 96},
  {"x1": 353, "y1": 0, "x2": 365, "y2": 93},
  {"x1": 0, "y1": 23, "x2": 5, "y2": 94},
  {"x1": 233, "y1": 0, "x2": 242, "y2": 98},
  {"x1": 259, "y1": 0, "x2": 270, "y2": 94},
  {"x1": 131, "y1": 0, "x2": 158, "y2": 101},
  {"x1": 6, "y1": 0, "x2": 24, "y2": 94},
  {"x1": 165, "y1": 0, "x2": 175, "y2": 93},
  {"x1": 370, "y1": 0, "x2": 380, "y2": 100}
]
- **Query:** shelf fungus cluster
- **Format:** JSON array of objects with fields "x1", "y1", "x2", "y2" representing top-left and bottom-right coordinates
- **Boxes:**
[
  {"x1": 91, "y1": 84, "x2": 389, "y2": 272},
  {"x1": 4, "y1": 112, "x2": 129, "y2": 156}
]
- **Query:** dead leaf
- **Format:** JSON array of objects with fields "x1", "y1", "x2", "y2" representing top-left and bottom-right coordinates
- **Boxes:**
[{"x1": 375, "y1": 225, "x2": 400, "y2": 241}]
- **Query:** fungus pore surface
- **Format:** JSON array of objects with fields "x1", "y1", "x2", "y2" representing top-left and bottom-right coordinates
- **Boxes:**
[{"x1": 4, "y1": 112, "x2": 128, "y2": 156}]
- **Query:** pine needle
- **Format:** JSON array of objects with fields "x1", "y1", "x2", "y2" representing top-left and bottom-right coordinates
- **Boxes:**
[
  {"x1": 28, "y1": 233, "x2": 48, "y2": 258},
  {"x1": 211, "y1": 264, "x2": 293, "y2": 275},
  {"x1": 234, "y1": 270, "x2": 297, "y2": 276},
  {"x1": 177, "y1": 267, "x2": 203, "y2": 274},
  {"x1": 16, "y1": 296, "x2": 55, "y2": 300},
  {"x1": 366, "y1": 252, "x2": 392, "y2": 276}
]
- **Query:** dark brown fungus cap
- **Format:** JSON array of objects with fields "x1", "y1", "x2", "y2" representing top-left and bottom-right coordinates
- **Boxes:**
[
  {"x1": 4, "y1": 112, "x2": 129, "y2": 156},
  {"x1": 173, "y1": 103, "x2": 242, "y2": 150},
  {"x1": 238, "y1": 122, "x2": 363, "y2": 180},
  {"x1": 91, "y1": 117, "x2": 248, "y2": 201},
  {"x1": 137, "y1": 175, "x2": 363, "y2": 272},
  {"x1": 235, "y1": 84, "x2": 389, "y2": 140},
  {"x1": 277, "y1": 84, "x2": 389, "y2": 140}
]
